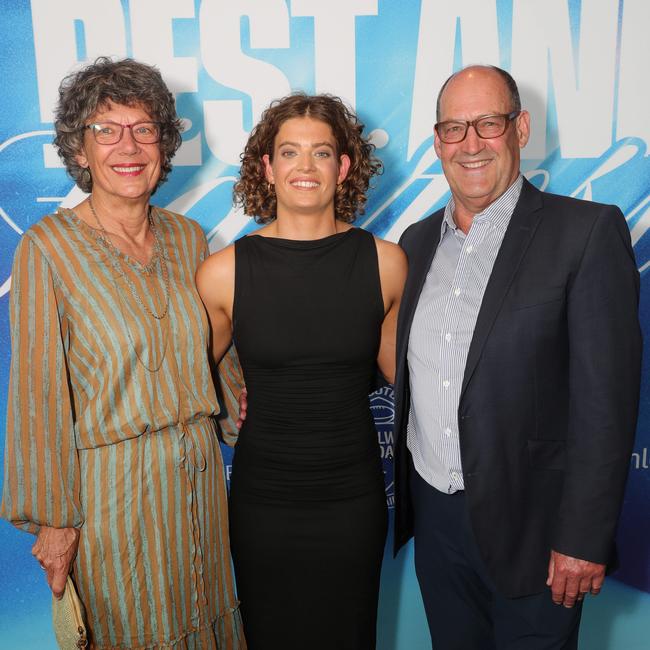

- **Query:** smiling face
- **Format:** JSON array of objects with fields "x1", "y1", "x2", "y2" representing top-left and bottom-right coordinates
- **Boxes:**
[
  {"x1": 75, "y1": 100, "x2": 162, "y2": 205},
  {"x1": 262, "y1": 116, "x2": 350, "y2": 219},
  {"x1": 434, "y1": 67, "x2": 530, "y2": 220}
]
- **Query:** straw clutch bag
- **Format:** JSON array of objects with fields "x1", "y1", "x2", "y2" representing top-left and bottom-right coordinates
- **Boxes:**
[{"x1": 52, "y1": 575, "x2": 88, "y2": 649}]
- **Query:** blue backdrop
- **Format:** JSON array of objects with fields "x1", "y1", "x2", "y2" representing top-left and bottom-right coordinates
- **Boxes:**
[{"x1": 1, "y1": 1, "x2": 648, "y2": 648}]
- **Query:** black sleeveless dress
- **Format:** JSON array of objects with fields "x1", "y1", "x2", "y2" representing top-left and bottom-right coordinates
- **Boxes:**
[{"x1": 229, "y1": 228, "x2": 388, "y2": 649}]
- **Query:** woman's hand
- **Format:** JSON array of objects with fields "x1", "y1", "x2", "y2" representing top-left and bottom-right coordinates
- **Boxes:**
[
  {"x1": 237, "y1": 388, "x2": 248, "y2": 429},
  {"x1": 32, "y1": 526, "x2": 80, "y2": 599}
]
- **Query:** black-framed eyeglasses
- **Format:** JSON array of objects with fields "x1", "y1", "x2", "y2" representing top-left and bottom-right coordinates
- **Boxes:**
[
  {"x1": 434, "y1": 111, "x2": 520, "y2": 144},
  {"x1": 83, "y1": 121, "x2": 161, "y2": 145}
]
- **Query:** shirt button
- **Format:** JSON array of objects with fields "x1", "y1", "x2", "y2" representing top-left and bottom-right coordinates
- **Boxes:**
[
  {"x1": 442, "y1": 380, "x2": 450, "y2": 389},
  {"x1": 451, "y1": 471, "x2": 459, "y2": 479},
  {"x1": 445, "y1": 332, "x2": 451, "y2": 342},
  {"x1": 466, "y1": 245, "x2": 474, "y2": 253},
  {"x1": 444, "y1": 427, "x2": 452, "y2": 437},
  {"x1": 454, "y1": 288, "x2": 461, "y2": 297}
]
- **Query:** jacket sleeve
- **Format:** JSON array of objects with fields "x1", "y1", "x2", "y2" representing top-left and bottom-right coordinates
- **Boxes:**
[
  {"x1": 0, "y1": 235, "x2": 84, "y2": 534},
  {"x1": 553, "y1": 205, "x2": 642, "y2": 563}
]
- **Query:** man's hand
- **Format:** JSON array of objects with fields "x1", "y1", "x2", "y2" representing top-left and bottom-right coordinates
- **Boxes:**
[
  {"x1": 236, "y1": 388, "x2": 248, "y2": 430},
  {"x1": 546, "y1": 549, "x2": 606, "y2": 608},
  {"x1": 32, "y1": 526, "x2": 80, "y2": 599}
]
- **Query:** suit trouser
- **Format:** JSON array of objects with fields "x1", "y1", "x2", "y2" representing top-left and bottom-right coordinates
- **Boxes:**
[{"x1": 409, "y1": 462, "x2": 582, "y2": 650}]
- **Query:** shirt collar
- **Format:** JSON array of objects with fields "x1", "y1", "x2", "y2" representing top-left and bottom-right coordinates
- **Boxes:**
[{"x1": 440, "y1": 174, "x2": 524, "y2": 237}]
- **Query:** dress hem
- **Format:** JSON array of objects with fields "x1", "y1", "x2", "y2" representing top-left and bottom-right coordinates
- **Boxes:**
[{"x1": 91, "y1": 602, "x2": 244, "y2": 650}]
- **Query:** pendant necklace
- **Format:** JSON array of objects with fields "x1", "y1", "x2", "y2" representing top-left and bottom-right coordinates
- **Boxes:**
[{"x1": 87, "y1": 196, "x2": 171, "y2": 372}]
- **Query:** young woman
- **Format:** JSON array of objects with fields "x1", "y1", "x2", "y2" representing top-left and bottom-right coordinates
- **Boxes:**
[{"x1": 197, "y1": 93, "x2": 406, "y2": 649}]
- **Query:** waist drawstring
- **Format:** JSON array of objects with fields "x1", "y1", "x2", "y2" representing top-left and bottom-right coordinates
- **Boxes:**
[{"x1": 178, "y1": 422, "x2": 207, "y2": 471}]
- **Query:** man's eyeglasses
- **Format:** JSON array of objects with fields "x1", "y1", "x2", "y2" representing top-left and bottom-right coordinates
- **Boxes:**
[
  {"x1": 434, "y1": 111, "x2": 520, "y2": 144},
  {"x1": 83, "y1": 121, "x2": 161, "y2": 145}
]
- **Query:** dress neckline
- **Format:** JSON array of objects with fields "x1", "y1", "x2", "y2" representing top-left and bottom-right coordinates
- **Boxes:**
[
  {"x1": 247, "y1": 228, "x2": 356, "y2": 250},
  {"x1": 58, "y1": 206, "x2": 163, "y2": 273}
]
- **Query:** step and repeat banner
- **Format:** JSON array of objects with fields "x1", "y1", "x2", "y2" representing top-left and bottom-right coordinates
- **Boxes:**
[{"x1": 1, "y1": 1, "x2": 648, "y2": 648}]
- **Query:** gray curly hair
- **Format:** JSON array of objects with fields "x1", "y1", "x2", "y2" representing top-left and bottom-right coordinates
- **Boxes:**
[{"x1": 53, "y1": 57, "x2": 183, "y2": 193}]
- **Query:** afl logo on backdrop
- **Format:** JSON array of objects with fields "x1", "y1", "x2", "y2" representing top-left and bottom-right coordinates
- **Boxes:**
[
  {"x1": 370, "y1": 385, "x2": 394, "y2": 424},
  {"x1": 371, "y1": 385, "x2": 396, "y2": 508}
]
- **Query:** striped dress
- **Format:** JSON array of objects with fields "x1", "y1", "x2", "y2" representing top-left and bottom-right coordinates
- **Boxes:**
[{"x1": 0, "y1": 207, "x2": 245, "y2": 649}]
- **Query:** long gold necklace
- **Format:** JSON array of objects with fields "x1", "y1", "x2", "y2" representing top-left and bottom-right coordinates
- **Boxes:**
[
  {"x1": 88, "y1": 197, "x2": 170, "y2": 319},
  {"x1": 88, "y1": 196, "x2": 170, "y2": 372}
]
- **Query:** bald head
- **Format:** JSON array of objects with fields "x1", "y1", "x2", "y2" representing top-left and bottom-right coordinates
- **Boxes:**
[
  {"x1": 432, "y1": 64, "x2": 530, "y2": 226},
  {"x1": 436, "y1": 65, "x2": 521, "y2": 123}
]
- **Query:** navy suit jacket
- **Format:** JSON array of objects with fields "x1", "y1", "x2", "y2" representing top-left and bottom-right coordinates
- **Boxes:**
[{"x1": 393, "y1": 178, "x2": 642, "y2": 598}]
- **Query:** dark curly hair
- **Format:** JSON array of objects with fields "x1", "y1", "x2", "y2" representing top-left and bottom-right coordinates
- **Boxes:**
[
  {"x1": 233, "y1": 93, "x2": 382, "y2": 224},
  {"x1": 53, "y1": 57, "x2": 183, "y2": 194}
]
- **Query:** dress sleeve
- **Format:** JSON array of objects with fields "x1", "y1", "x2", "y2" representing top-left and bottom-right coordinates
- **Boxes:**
[
  {"x1": 215, "y1": 344, "x2": 245, "y2": 447},
  {"x1": 0, "y1": 235, "x2": 84, "y2": 534},
  {"x1": 198, "y1": 225, "x2": 210, "y2": 263}
]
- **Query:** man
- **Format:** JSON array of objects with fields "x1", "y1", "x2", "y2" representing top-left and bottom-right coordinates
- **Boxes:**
[{"x1": 393, "y1": 65, "x2": 642, "y2": 649}]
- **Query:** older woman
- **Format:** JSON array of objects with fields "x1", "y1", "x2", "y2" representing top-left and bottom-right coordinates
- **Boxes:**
[
  {"x1": 0, "y1": 58, "x2": 244, "y2": 649},
  {"x1": 196, "y1": 94, "x2": 407, "y2": 649}
]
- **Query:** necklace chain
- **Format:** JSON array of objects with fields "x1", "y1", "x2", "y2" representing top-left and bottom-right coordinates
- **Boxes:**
[
  {"x1": 88, "y1": 197, "x2": 170, "y2": 320},
  {"x1": 87, "y1": 197, "x2": 171, "y2": 372}
]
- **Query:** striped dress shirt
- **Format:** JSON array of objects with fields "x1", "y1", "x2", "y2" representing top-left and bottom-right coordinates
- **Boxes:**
[{"x1": 406, "y1": 176, "x2": 523, "y2": 493}]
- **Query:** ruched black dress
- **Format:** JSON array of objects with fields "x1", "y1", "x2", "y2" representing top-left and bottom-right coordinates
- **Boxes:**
[{"x1": 229, "y1": 228, "x2": 388, "y2": 649}]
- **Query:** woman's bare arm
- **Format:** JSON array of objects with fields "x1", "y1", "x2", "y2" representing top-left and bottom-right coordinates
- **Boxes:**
[
  {"x1": 375, "y1": 237, "x2": 407, "y2": 384},
  {"x1": 195, "y1": 244, "x2": 236, "y2": 365}
]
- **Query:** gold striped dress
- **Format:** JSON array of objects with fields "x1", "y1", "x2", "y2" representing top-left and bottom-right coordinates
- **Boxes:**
[{"x1": 0, "y1": 207, "x2": 245, "y2": 649}]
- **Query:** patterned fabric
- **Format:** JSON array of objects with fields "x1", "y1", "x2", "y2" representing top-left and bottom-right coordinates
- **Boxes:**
[
  {"x1": 407, "y1": 176, "x2": 523, "y2": 493},
  {"x1": 215, "y1": 346, "x2": 244, "y2": 448},
  {"x1": 1, "y1": 207, "x2": 245, "y2": 649}
]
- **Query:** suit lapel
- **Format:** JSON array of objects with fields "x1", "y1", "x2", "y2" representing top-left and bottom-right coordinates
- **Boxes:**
[
  {"x1": 460, "y1": 180, "x2": 544, "y2": 399},
  {"x1": 397, "y1": 213, "x2": 443, "y2": 367}
]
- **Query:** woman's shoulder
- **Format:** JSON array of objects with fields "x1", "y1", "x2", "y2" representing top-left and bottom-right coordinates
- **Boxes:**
[
  {"x1": 371, "y1": 233, "x2": 407, "y2": 282},
  {"x1": 153, "y1": 207, "x2": 212, "y2": 258},
  {"x1": 196, "y1": 242, "x2": 235, "y2": 281},
  {"x1": 347, "y1": 226, "x2": 403, "y2": 255},
  {"x1": 154, "y1": 206, "x2": 202, "y2": 236},
  {"x1": 195, "y1": 243, "x2": 235, "y2": 304},
  {"x1": 20, "y1": 210, "x2": 78, "y2": 258},
  {"x1": 26, "y1": 209, "x2": 73, "y2": 236},
  {"x1": 370, "y1": 232, "x2": 407, "y2": 262}
]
